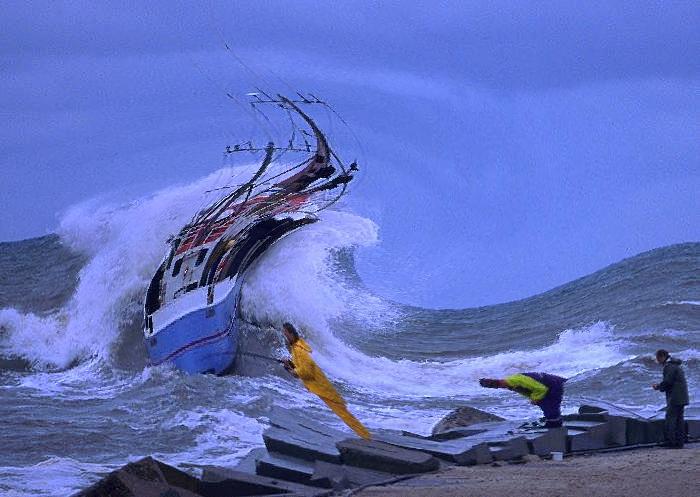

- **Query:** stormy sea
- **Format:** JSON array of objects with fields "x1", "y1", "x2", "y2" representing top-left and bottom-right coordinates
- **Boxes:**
[{"x1": 0, "y1": 169, "x2": 698, "y2": 496}]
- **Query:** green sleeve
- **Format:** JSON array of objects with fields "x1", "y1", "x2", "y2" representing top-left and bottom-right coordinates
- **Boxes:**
[{"x1": 505, "y1": 374, "x2": 549, "y2": 401}]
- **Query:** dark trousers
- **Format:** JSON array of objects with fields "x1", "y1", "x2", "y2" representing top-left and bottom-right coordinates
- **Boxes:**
[
  {"x1": 665, "y1": 404, "x2": 685, "y2": 447},
  {"x1": 539, "y1": 386, "x2": 564, "y2": 428}
]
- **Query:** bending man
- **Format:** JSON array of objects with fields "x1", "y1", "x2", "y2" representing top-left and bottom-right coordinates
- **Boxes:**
[
  {"x1": 479, "y1": 372, "x2": 567, "y2": 427},
  {"x1": 281, "y1": 322, "x2": 371, "y2": 440}
]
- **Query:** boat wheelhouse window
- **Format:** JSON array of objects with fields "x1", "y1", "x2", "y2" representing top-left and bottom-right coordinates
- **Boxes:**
[
  {"x1": 145, "y1": 264, "x2": 165, "y2": 315},
  {"x1": 195, "y1": 248, "x2": 208, "y2": 267},
  {"x1": 172, "y1": 258, "x2": 183, "y2": 277}
]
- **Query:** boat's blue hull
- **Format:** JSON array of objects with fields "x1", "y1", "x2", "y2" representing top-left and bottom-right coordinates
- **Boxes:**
[{"x1": 144, "y1": 290, "x2": 238, "y2": 375}]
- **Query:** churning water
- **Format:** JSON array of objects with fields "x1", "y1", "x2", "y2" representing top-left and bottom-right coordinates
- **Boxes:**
[{"x1": 1, "y1": 168, "x2": 698, "y2": 496}]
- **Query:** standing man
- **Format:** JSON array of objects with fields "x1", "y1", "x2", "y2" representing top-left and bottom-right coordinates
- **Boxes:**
[
  {"x1": 652, "y1": 349, "x2": 689, "y2": 448},
  {"x1": 281, "y1": 322, "x2": 371, "y2": 440},
  {"x1": 479, "y1": 372, "x2": 567, "y2": 427}
]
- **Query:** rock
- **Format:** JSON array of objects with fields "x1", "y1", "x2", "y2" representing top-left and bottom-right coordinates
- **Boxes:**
[
  {"x1": 432, "y1": 407, "x2": 505, "y2": 435},
  {"x1": 72, "y1": 457, "x2": 201, "y2": 497},
  {"x1": 428, "y1": 428, "x2": 488, "y2": 441},
  {"x1": 563, "y1": 412, "x2": 609, "y2": 423},
  {"x1": 200, "y1": 466, "x2": 330, "y2": 496},
  {"x1": 578, "y1": 404, "x2": 607, "y2": 414},
  {"x1": 337, "y1": 438, "x2": 440, "y2": 475}
]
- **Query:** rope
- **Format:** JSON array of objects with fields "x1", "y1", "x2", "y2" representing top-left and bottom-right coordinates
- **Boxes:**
[
  {"x1": 239, "y1": 351, "x2": 283, "y2": 363},
  {"x1": 576, "y1": 396, "x2": 656, "y2": 420}
]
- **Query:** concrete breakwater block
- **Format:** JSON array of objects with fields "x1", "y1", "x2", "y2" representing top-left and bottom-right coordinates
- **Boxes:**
[
  {"x1": 337, "y1": 438, "x2": 440, "y2": 474},
  {"x1": 232, "y1": 447, "x2": 268, "y2": 474},
  {"x1": 489, "y1": 436, "x2": 529, "y2": 461},
  {"x1": 263, "y1": 426, "x2": 341, "y2": 463},
  {"x1": 374, "y1": 430, "x2": 493, "y2": 465},
  {"x1": 201, "y1": 466, "x2": 331, "y2": 496},
  {"x1": 686, "y1": 418, "x2": 700, "y2": 439},
  {"x1": 266, "y1": 407, "x2": 350, "y2": 441},
  {"x1": 255, "y1": 453, "x2": 320, "y2": 487},
  {"x1": 525, "y1": 427, "x2": 567, "y2": 456},
  {"x1": 565, "y1": 420, "x2": 611, "y2": 452},
  {"x1": 311, "y1": 460, "x2": 397, "y2": 490},
  {"x1": 72, "y1": 457, "x2": 202, "y2": 497}
]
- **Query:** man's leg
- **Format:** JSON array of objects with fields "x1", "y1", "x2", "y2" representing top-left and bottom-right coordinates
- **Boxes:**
[
  {"x1": 539, "y1": 388, "x2": 563, "y2": 428},
  {"x1": 674, "y1": 405, "x2": 685, "y2": 448},
  {"x1": 665, "y1": 405, "x2": 681, "y2": 447},
  {"x1": 664, "y1": 405, "x2": 674, "y2": 445}
]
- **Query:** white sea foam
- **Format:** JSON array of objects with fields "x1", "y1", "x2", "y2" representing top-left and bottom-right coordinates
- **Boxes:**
[
  {"x1": 0, "y1": 457, "x2": 114, "y2": 497},
  {"x1": 241, "y1": 217, "x2": 635, "y2": 397},
  {"x1": 157, "y1": 407, "x2": 266, "y2": 468},
  {"x1": 0, "y1": 164, "x2": 319, "y2": 370}
]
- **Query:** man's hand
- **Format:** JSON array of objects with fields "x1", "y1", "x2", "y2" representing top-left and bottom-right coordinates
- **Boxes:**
[
  {"x1": 479, "y1": 378, "x2": 502, "y2": 389},
  {"x1": 283, "y1": 359, "x2": 298, "y2": 378},
  {"x1": 652, "y1": 383, "x2": 659, "y2": 390}
]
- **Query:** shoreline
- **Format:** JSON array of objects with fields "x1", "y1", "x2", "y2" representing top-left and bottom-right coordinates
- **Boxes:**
[{"x1": 350, "y1": 443, "x2": 700, "y2": 497}]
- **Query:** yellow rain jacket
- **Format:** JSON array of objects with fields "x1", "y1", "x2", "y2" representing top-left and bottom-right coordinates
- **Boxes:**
[{"x1": 290, "y1": 338, "x2": 371, "y2": 440}]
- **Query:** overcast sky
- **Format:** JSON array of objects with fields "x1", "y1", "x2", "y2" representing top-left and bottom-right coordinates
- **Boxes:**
[{"x1": 2, "y1": 1, "x2": 698, "y2": 307}]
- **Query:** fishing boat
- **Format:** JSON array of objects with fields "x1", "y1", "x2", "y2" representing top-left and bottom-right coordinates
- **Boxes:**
[{"x1": 143, "y1": 94, "x2": 356, "y2": 374}]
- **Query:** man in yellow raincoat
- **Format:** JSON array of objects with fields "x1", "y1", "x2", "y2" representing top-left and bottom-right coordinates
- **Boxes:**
[{"x1": 281, "y1": 322, "x2": 371, "y2": 439}]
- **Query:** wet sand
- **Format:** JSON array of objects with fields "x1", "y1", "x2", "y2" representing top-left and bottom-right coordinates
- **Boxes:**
[{"x1": 351, "y1": 445, "x2": 700, "y2": 497}]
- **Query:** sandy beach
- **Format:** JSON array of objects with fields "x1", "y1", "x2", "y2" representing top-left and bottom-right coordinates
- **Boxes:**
[{"x1": 352, "y1": 445, "x2": 700, "y2": 497}]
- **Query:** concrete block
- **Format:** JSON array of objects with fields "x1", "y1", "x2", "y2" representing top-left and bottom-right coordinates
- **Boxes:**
[
  {"x1": 686, "y1": 419, "x2": 700, "y2": 439},
  {"x1": 624, "y1": 417, "x2": 649, "y2": 445},
  {"x1": 263, "y1": 426, "x2": 341, "y2": 463},
  {"x1": 374, "y1": 430, "x2": 489, "y2": 464},
  {"x1": 255, "y1": 453, "x2": 320, "y2": 487},
  {"x1": 567, "y1": 430, "x2": 608, "y2": 452},
  {"x1": 645, "y1": 419, "x2": 666, "y2": 443},
  {"x1": 267, "y1": 407, "x2": 350, "y2": 441},
  {"x1": 232, "y1": 447, "x2": 267, "y2": 474},
  {"x1": 311, "y1": 460, "x2": 396, "y2": 490},
  {"x1": 72, "y1": 457, "x2": 202, "y2": 497},
  {"x1": 565, "y1": 420, "x2": 610, "y2": 452},
  {"x1": 605, "y1": 416, "x2": 627, "y2": 446},
  {"x1": 337, "y1": 438, "x2": 440, "y2": 475},
  {"x1": 526, "y1": 427, "x2": 567, "y2": 456},
  {"x1": 489, "y1": 436, "x2": 529, "y2": 461},
  {"x1": 455, "y1": 442, "x2": 493, "y2": 465},
  {"x1": 200, "y1": 466, "x2": 330, "y2": 497}
]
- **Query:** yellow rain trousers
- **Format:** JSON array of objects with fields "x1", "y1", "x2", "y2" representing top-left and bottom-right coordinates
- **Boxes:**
[{"x1": 290, "y1": 338, "x2": 371, "y2": 440}]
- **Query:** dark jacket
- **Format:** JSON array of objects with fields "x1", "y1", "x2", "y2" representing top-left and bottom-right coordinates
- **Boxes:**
[{"x1": 658, "y1": 357, "x2": 689, "y2": 406}]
